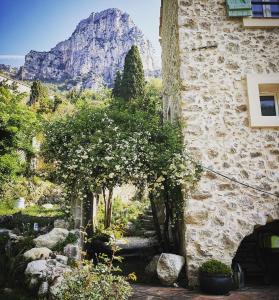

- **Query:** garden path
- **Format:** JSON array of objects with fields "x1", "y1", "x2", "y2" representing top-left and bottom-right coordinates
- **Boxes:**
[{"x1": 131, "y1": 284, "x2": 279, "y2": 300}]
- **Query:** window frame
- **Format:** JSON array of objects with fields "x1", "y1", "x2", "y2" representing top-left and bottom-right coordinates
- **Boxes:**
[{"x1": 247, "y1": 74, "x2": 279, "y2": 127}]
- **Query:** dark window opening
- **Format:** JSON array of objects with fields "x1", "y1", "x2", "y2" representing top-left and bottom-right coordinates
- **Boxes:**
[{"x1": 260, "y1": 95, "x2": 277, "y2": 116}]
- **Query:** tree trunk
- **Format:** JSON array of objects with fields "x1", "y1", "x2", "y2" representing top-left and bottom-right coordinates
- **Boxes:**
[
  {"x1": 105, "y1": 188, "x2": 113, "y2": 229},
  {"x1": 150, "y1": 191, "x2": 164, "y2": 250},
  {"x1": 82, "y1": 191, "x2": 94, "y2": 256},
  {"x1": 92, "y1": 193, "x2": 99, "y2": 232}
]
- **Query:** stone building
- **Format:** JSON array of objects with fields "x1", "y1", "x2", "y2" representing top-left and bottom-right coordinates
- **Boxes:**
[{"x1": 160, "y1": 0, "x2": 279, "y2": 285}]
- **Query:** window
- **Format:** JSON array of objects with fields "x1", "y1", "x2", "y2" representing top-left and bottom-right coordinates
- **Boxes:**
[
  {"x1": 247, "y1": 74, "x2": 279, "y2": 127},
  {"x1": 260, "y1": 95, "x2": 278, "y2": 116},
  {"x1": 252, "y1": 1, "x2": 279, "y2": 18}
]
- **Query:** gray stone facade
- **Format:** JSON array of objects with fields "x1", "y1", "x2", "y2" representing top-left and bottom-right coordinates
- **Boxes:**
[{"x1": 161, "y1": 0, "x2": 279, "y2": 285}]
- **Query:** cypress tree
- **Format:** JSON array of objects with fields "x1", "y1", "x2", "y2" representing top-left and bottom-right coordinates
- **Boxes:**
[
  {"x1": 121, "y1": 45, "x2": 145, "y2": 101},
  {"x1": 29, "y1": 80, "x2": 48, "y2": 105},
  {"x1": 112, "y1": 71, "x2": 122, "y2": 98}
]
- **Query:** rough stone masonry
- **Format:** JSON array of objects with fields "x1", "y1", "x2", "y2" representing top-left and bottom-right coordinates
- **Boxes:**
[{"x1": 160, "y1": 0, "x2": 279, "y2": 285}]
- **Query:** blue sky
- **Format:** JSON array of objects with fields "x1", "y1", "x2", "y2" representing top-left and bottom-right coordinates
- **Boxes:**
[{"x1": 0, "y1": 0, "x2": 161, "y2": 67}]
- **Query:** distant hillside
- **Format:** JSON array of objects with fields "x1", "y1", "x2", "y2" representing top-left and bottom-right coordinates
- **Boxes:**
[
  {"x1": 0, "y1": 73, "x2": 31, "y2": 94},
  {"x1": 19, "y1": 8, "x2": 161, "y2": 90}
]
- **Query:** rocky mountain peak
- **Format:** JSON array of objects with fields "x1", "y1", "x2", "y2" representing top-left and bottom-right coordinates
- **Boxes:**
[{"x1": 19, "y1": 8, "x2": 160, "y2": 90}]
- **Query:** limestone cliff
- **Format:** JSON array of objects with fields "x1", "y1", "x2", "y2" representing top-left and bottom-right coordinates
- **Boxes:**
[{"x1": 20, "y1": 8, "x2": 160, "y2": 89}]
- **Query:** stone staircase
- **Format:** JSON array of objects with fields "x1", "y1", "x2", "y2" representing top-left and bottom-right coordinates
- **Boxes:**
[
  {"x1": 117, "y1": 207, "x2": 159, "y2": 260},
  {"x1": 126, "y1": 206, "x2": 157, "y2": 238}
]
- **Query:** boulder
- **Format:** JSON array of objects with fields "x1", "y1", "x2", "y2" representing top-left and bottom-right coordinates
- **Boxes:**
[
  {"x1": 23, "y1": 247, "x2": 52, "y2": 261},
  {"x1": 25, "y1": 260, "x2": 48, "y2": 277},
  {"x1": 64, "y1": 243, "x2": 81, "y2": 261},
  {"x1": 157, "y1": 253, "x2": 185, "y2": 286},
  {"x1": 145, "y1": 255, "x2": 160, "y2": 277},
  {"x1": 54, "y1": 219, "x2": 70, "y2": 229},
  {"x1": 56, "y1": 255, "x2": 68, "y2": 265},
  {"x1": 38, "y1": 281, "x2": 49, "y2": 297},
  {"x1": 42, "y1": 203, "x2": 54, "y2": 210},
  {"x1": 34, "y1": 228, "x2": 69, "y2": 249}
]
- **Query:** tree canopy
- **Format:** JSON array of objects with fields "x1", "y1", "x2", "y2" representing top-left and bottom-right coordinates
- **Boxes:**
[{"x1": 0, "y1": 86, "x2": 38, "y2": 189}]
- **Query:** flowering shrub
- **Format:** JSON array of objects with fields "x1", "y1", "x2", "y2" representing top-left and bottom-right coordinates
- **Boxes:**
[
  {"x1": 43, "y1": 89, "x2": 202, "y2": 243},
  {"x1": 55, "y1": 262, "x2": 133, "y2": 300}
]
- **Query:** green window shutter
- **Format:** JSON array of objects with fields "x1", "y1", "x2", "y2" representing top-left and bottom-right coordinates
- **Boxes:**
[{"x1": 226, "y1": 0, "x2": 252, "y2": 17}]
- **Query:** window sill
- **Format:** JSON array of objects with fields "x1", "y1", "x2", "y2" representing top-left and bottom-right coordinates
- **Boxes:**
[{"x1": 243, "y1": 17, "x2": 279, "y2": 28}]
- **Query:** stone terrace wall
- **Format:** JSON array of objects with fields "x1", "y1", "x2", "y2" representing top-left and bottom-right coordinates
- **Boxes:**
[{"x1": 162, "y1": 0, "x2": 279, "y2": 286}]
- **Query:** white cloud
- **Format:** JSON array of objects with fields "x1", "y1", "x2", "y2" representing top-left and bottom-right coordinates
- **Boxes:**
[{"x1": 0, "y1": 55, "x2": 25, "y2": 59}]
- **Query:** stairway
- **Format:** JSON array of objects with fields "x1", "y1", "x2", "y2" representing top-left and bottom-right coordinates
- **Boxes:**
[
  {"x1": 117, "y1": 207, "x2": 159, "y2": 260},
  {"x1": 125, "y1": 206, "x2": 157, "y2": 238}
]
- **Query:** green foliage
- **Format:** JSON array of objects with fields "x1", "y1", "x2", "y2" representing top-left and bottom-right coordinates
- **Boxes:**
[
  {"x1": 43, "y1": 91, "x2": 201, "y2": 229},
  {"x1": 200, "y1": 260, "x2": 232, "y2": 276},
  {"x1": 120, "y1": 46, "x2": 145, "y2": 101},
  {"x1": 97, "y1": 197, "x2": 148, "y2": 234},
  {"x1": 55, "y1": 261, "x2": 133, "y2": 300},
  {"x1": 29, "y1": 80, "x2": 48, "y2": 105},
  {"x1": 112, "y1": 71, "x2": 122, "y2": 98},
  {"x1": 0, "y1": 232, "x2": 34, "y2": 288},
  {"x1": 53, "y1": 232, "x2": 78, "y2": 252},
  {"x1": 0, "y1": 202, "x2": 64, "y2": 218},
  {"x1": 0, "y1": 86, "x2": 38, "y2": 190}
]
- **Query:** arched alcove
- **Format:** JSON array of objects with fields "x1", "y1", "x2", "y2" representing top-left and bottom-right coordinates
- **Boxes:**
[{"x1": 232, "y1": 220, "x2": 279, "y2": 285}]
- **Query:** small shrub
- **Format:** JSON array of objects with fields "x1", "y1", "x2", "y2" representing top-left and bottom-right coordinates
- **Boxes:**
[
  {"x1": 199, "y1": 260, "x2": 232, "y2": 276},
  {"x1": 53, "y1": 232, "x2": 78, "y2": 252},
  {"x1": 55, "y1": 262, "x2": 133, "y2": 300}
]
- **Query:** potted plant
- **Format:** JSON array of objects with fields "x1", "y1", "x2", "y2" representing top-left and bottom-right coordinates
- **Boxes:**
[{"x1": 199, "y1": 259, "x2": 233, "y2": 295}]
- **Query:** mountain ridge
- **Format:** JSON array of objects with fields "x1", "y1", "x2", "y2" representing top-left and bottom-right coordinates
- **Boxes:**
[{"x1": 19, "y1": 8, "x2": 160, "y2": 90}]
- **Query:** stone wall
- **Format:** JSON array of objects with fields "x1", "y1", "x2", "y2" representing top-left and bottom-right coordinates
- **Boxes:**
[
  {"x1": 160, "y1": 0, "x2": 181, "y2": 121},
  {"x1": 161, "y1": 0, "x2": 279, "y2": 285}
]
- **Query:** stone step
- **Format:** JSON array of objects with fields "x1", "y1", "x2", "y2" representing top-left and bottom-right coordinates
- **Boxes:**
[
  {"x1": 144, "y1": 230, "x2": 157, "y2": 238},
  {"x1": 141, "y1": 224, "x2": 155, "y2": 231}
]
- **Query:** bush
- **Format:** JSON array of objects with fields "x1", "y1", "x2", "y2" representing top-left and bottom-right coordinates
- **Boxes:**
[
  {"x1": 55, "y1": 262, "x2": 133, "y2": 300},
  {"x1": 199, "y1": 260, "x2": 232, "y2": 276},
  {"x1": 53, "y1": 232, "x2": 78, "y2": 252}
]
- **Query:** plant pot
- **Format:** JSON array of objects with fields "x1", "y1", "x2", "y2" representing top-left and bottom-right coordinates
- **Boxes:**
[{"x1": 199, "y1": 272, "x2": 233, "y2": 295}]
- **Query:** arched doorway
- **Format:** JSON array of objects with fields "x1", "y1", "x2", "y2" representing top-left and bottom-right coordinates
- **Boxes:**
[{"x1": 233, "y1": 220, "x2": 279, "y2": 285}]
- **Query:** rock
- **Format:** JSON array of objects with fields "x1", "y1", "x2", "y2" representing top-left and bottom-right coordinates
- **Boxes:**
[
  {"x1": 49, "y1": 276, "x2": 64, "y2": 298},
  {"x1": 34, "y1": 228, "x2": 69, "y2": 249},
  {"x1": 145, "y1": 255, "x2": 160, "y2": 277},
  {"x1": 25, "y1": 260, "x2": 48, "y2": 277},
  {"x1": 54, "y1": 219, "x2": 69, "y2": 229},
  {"x1": 28, "y1": 277, "x2": 39, "y2": 290},
  {"x1": 157, "y1": 253, "x2": 185, "y2": 286},
  {"x1": 23, "y1": 247, "x2": 52, "y2": 261},
  {"x1": 3, "y1": 288, "x2": 13, "y2": 295},
  {"x1": 64, "y1": 243, "x2": 81, "y2": 261},
  {"x1": 25, "y1": 259, "x2": 71, "y2": 292},
  {"x1": 56, "y1": 255, "x2": 68, "y2": 265},
  {"x1": 20, "y1": 8, "x2": 160, "y2": 90},
  {"x1": 38, "y1": 281, "x2": 49, "y2": 297},
  {"x1": 42, "y1": 203, "x2": 54, "y2": 210},
  {"x1": 0, "y1": 228, "x2": 11, "y2": 235}
]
